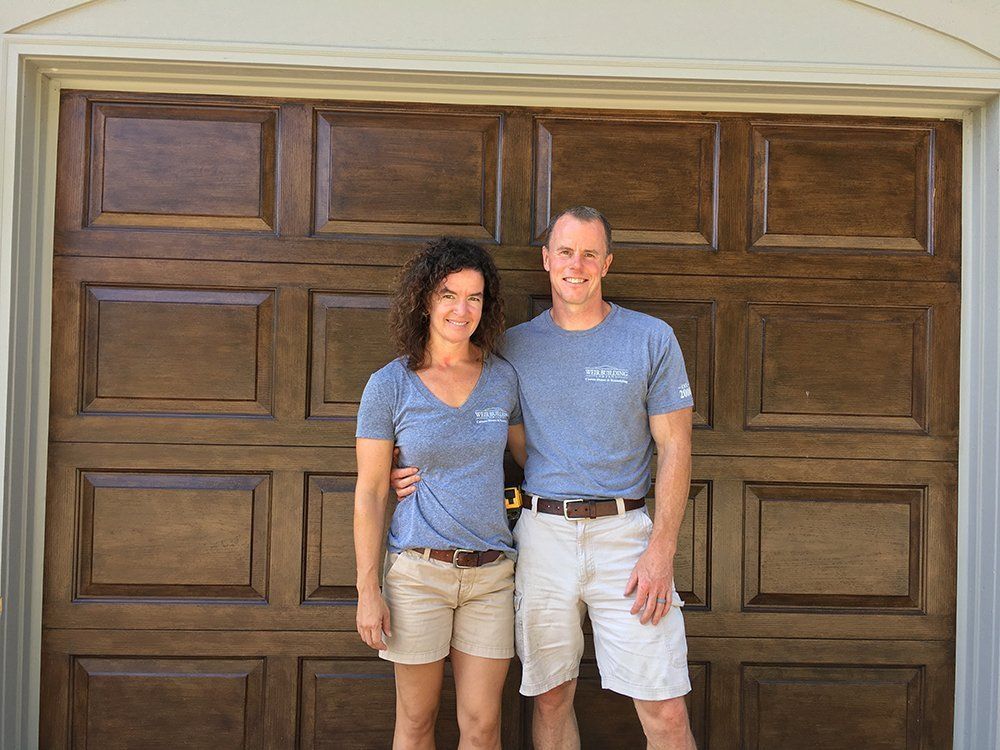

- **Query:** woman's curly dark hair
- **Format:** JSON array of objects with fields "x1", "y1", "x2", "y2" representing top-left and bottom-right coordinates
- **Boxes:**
[{"x1": 390, "y1": 237, "x2": 505, "y2": 370}]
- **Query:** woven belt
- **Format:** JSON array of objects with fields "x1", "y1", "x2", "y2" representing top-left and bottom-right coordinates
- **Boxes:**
[
  {"x1": 525, "y1": 496, "x2": 645, "y2": 520},
  {"x1": 412, "y1": 548, "x2": 505, "y2": 568}
]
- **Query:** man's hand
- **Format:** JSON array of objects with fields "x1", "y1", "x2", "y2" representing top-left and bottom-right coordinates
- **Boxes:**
[
  {"x1": 390, "y1": 448, "x2": 420, "y2": 499},
  {"x1": 356, "y1": 587, "x2": 392, "y2": 650},
  {"x1": 624, "y1": 543, "x2": 674, "y2": 625}
]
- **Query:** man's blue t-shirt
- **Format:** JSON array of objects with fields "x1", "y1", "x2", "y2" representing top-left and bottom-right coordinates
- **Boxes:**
[
  {"x1": 502, "y1": 303, "x2": 693, "y2": 501},
  {"x1": 356, "y1": 355, "x2": 521, "y2": 556}
]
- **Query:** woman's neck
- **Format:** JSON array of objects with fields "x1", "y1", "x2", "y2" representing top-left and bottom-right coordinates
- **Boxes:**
[{"x1": 423, "y1": 336, "x2": 480, "y2": 369}]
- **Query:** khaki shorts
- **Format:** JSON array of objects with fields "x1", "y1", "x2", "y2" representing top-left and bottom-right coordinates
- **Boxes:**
[
  {"x1": 513, "y1": 506, "x2": 691, "y2": 701},
  {"x1": 379, "y1": 549, "x2": 516, "y2": 665}
]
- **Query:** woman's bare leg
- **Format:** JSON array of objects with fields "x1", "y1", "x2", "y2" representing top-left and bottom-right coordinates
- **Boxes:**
[
  {"x1": 450, "y1": 648, "x2": 510, "y2": 750},
  {"x1": 393, "y1": 659, "x2": 446, "y2": 749}
]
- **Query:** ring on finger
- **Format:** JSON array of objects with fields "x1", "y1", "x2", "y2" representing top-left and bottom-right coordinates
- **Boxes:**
[{"x1": 656, "y1": 597, "x2": 668, "y2": 604}]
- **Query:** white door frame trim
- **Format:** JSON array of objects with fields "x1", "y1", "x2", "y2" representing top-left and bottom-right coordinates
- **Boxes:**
[{"x1": 2, "y1": 35, "x2": 998, "y2": 749}]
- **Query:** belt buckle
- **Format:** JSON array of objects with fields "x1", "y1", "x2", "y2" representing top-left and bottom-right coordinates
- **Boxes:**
[
  {"x1": 563, "y1": 499, "x2": 593, "y2": 520},
  {"x1": 452, "y1": 549, "x2": 478, "y2": 568}
]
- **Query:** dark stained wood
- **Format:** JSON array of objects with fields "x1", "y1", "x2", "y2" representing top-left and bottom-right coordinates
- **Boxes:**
[
  {"x1": 43, "y1": 91, "x2": 961, "y2": 749},
  {"x1": 743, "y1": 483, "x2": 924, "y2": 612},
  {"x1": 533, "y1": 116, "x2": 719, "y2": 248},
  {"x1": 71, "y1": 657, "x2": 265, "y2": 750},
  {"x1": 76, "y1": 471, "x2": 269, "y2": 600},
  {"x1": 80, "y1": 285, "x2": 274, "y2": 416},
  {"x1": 746, "y1": 303, "x2": 930, "y2": 432},
  {"x1": 308, "y1": 293, "x2": 395, "y2": 419},
  {"x1": 750, "y1": 123, "x2": 934, "y2": 254},
  {"x1": 87, "y1": 101, "x2": 277, "y2": 231},
  {"x1": 314, "y1": 108, "x2": 501, "y2": 241}
]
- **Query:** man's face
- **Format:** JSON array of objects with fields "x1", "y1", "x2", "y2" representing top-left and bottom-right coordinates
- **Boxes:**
[{"x1": 542, "y1": 215, "x2": 613, "y2": 309}]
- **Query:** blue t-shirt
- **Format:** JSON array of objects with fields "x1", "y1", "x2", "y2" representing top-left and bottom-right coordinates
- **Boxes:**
[
  {"x1": 356, "y1": 355, "x2": 522, "y2": 556},
  {"x1": 503, "y1": 303, "x2": 693, "y2": 501}
]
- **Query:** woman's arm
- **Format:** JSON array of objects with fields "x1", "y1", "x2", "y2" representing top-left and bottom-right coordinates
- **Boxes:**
[{"x1": 354, "y1": 437, "x2": 395, "y2": 649}]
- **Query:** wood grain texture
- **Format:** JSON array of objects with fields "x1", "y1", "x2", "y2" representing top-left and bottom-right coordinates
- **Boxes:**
[{"x1": 43, "y1": 91, "x2": 961, "y2": 748}]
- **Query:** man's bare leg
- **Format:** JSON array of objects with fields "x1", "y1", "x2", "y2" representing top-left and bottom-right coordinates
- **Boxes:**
[
  {"x1": 634, "y1": 695, "x2": 696, "y2": 750},
  {"x1": 532, "y1": 679, "x2": 580, "y2": 750}
]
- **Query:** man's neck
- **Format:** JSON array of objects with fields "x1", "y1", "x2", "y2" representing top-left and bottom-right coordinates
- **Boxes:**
[{"x1": 549, "y1": 298, "x2": 612, "y2": 331}]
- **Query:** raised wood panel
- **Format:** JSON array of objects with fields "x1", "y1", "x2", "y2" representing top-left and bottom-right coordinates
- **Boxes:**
[
  {"x1": 533, "y1": 117, "x2": 718, "y2": 248},
  {"x1": 76, "y1": 472, "x2": 270, "y2": 601},
  {"x1": 746, "y1": 303, "x2": 930, "y2": 432},
  {"x1": 88, "y1": 102, "x2": 276, "y2": 231},
  {"x1": 81, "y1": 285, "x2": 275, "y2": 416},
  {"x1": 309, "y1": 293, "x2": 395, "y2": 419},
  {"x1": 743, "y1": 483, "x2": 924, "y2": 612},
  {"x1": 71, "y1": 657, "x2": 265, "y2": 750},
  {"x1": 303, "y1": 474, "x2": 365, "y2": 603},
  {"x1": 741, "y1": 664, "x2": 923, "y2": 749},
  {"x1": 750, "y1": 124, "x2": 933, "y2": 254},
  {"x1": 530, "y1": 295, "x2": 714, "y2": 428},
  {"x1": 573, "y1": 661, "x2": 708, "y2": 749},
  {"x1": 648, "y1": 481, "x2": 711, "y2": 610},
  {"x1": 299, "y1": 659, "x2": 459, "y2": 749},
  {"x1": 314, "y1": 109, "x2": 501, "y2": 240}
]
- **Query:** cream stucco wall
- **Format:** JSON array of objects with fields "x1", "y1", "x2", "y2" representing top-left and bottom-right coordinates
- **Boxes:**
[{"x1": 5, "y1": 0, "x2": 1000, "y2": 66}]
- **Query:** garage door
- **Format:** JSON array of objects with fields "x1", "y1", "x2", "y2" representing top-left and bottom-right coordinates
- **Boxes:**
[{"x1": 41, "y1": 91, "x2": 960, "y2": 748}]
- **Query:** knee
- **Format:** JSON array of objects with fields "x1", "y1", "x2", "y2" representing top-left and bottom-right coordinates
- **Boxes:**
[
  {"x1": 395, "y1": 704, "x2": 437, "y2": 739},
  {"x1": 533, "y1": 680, "x2": 576, "y2": 718},
  {"x1": 457, "y1": 712, "x2": 500, "y2": 748},
  {"x1": 638, "y1": 697, "x2": 691, "y2": 741}
]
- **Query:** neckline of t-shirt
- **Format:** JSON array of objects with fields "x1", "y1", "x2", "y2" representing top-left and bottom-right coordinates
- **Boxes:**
[
  {"x1": 539, "y1": 302, "x2": 620, "y2": 336},
  {"x1": 404, "y1": 355, "x2": 492, "y2": 412}
]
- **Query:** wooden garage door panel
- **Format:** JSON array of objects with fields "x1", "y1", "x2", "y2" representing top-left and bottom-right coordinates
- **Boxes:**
[
  {"x1": 573, "y1": 662, "x2": 708, "y2": 749},
  {"x1": 71, "y1": 657, "x2": 265, "y2": 750},
  {"x1": 648, "y1": 481, "x2": 711, "y2": 610},
  {"x1": 534, "y1": 117, "x2": 718, "y2": 248},
  {"x1": 303, "y1": 474, "x2": 385, "y2": 603},
  {"x1": 747, "y1": 303, "x2": 929, "y2": 432},
  {"x1": 309, "y1": 293, "x2": 395, "y2": 419},
  {"x1": 81, "y1": 285, "x2": 274, "y2": 416},
  {"x1": 751, "y1": 124, "x2": 932, "y2": 253},
  {"x1": 743, "y1": 483, "x2": 923, "y2": 612},
  {"x1": 741, "y1": 664, "x2": 922, "y2": 750},
  {"x1": 300, "y1": 660, "x2": 459, "y2": 749},
  {"x1": 46, "y1": 94, "x2": 961, "y2": 748},
  {"x1": 76, "y1": 472, "x2": 270, "y2": 601},
  {"x1": 88, "y1": 102, "x2": 276, "y2": 231},
  {"x1": 314, "y1": 110, "x2": 501, "y2": 240}
]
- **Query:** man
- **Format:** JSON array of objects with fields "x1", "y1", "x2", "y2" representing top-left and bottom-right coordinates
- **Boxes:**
[{"x1": 392, "y1": 206, "x2": 696, "y2": 749}]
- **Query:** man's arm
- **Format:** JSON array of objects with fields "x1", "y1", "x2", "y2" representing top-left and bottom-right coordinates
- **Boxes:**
[
  {"x1": 354, "y1": 438, "x2": 394, "y2": 649},
  {"x1": 624, "y1": 407, "x2": 693, "y2": 625},
  {"x1": 507, "y1": 423, "x2": 527, "y2": 468}
]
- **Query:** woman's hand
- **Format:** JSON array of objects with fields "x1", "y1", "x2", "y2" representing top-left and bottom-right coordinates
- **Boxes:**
[{"x1": 356, "y1": 587, "x2": 391, "y2": 650}]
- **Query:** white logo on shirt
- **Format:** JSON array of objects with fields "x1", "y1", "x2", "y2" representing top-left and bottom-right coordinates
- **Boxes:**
[
  {"x1": 585, "y1": 365, "x2": 630, "y2": 384},
  {"x1": 679, "y1": 384, "x2": 692, "y2": 399},
  {"x1": 475, "y1": 407, "x2": 509, "y2": 424}
]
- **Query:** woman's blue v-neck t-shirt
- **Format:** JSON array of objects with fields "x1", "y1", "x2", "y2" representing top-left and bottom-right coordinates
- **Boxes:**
[{"x1": 356, "y1": 355, "x2": 521, "y2": 557}]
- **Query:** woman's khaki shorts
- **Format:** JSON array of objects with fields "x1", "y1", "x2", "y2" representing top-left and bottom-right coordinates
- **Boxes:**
[{"x1": 379, "y1": 549, "x2": 516, "y2": 665}]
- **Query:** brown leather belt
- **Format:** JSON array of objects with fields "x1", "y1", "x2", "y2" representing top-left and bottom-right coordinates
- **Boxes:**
[
  {"x1": 413, "y1": 548, "x2": 505, "y2": 568},
  {"x1": 524, "y1": 496, "x2": 646, "y2": 520}
]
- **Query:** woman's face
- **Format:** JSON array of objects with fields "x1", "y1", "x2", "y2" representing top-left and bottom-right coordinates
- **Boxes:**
[{"x1": 427, "y1": 268, "x2": 485, "y2": 347}]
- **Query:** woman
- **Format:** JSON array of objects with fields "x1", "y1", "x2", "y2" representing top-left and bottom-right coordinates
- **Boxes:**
[{"x1": 354, "y1": 236, "x2": 523, "y2": 750}]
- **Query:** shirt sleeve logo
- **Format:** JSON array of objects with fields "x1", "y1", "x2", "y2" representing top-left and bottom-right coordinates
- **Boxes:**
[
  {"x1": 585, "y1": 365, "x2": 630, "y2": 384},
  {"x1": 475, "y1": 407, "x2": 510, "y2": 424},
  {"x1": 679, "y1": 384, "x2": 692, "y2": 399}
]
